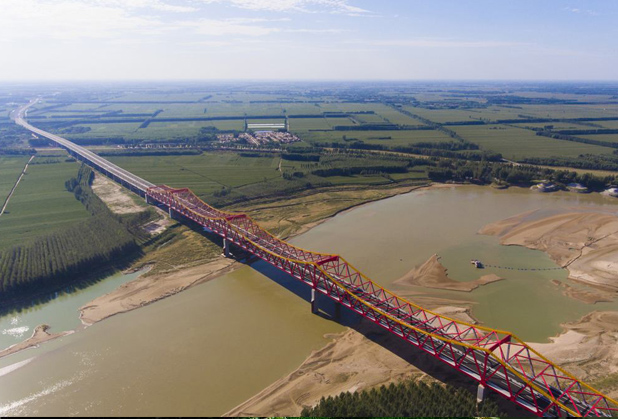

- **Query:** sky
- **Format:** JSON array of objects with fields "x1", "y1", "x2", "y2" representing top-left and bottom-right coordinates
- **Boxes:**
[{"x1": 0, "y1": 0, "x2": 616, "y2": 81}]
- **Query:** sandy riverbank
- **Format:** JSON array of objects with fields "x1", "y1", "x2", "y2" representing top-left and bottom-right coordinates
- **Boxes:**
[
  {"x1": 80, "y1": 258, "x2": 237, "y2": 325},
  {"x1": 479, "y1": 208, "x2": 618, "y2": 295},
  {"x1": 393, "y1": 254, "x2": 504, "y2": 292},
  {"x1": 0, "y1": 325, "x2": 72, "y2": 359}
]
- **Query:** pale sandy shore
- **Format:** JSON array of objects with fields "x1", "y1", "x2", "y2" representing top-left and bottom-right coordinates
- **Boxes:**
[
  {"x1": 393, "y1": 253, "x2": 504, "y2": 292},
  {"x1": 0, "y1": 325, "x2": 72, "y2": 359},
  {"x1": 479, "y1": 208, "x2": 618, "y2": 293},
  {"x1": 80, "y1": 258, "x2": 237, "y2": 325}
]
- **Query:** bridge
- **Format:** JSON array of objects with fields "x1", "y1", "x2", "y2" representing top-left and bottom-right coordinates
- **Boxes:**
[{"x1": 13, "y1": 101, "x2": 618, "y2": 417}]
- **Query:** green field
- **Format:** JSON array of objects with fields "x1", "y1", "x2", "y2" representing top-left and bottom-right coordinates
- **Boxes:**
[
  {"x1": 0, "y1": 158, "x2": 90, "y2": 249},
  {"x1": 299, "y1": 129, "x2": 451, "y2": 146},
  {"x1": 107, "y1": 152, "x2": 282, "y2": 197},
  {"x1": 579, "y1": 134, "x2": 618, "y2": 144},
  {"x1": 452, "y1": 124, "x2": 616, "y2": 159},
  {"x1": 0, "y1": 156, "x2": 29, "y2": 205}
]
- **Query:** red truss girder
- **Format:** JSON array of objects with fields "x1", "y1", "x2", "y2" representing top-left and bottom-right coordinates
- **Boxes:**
[{"x1": 147, "y1": 185, "x2": 618, "y2": 418}]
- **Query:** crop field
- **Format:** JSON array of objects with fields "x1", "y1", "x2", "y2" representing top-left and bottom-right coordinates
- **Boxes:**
[
  {"x1": 106, "y1": 152, "x2": 282, "y2": 197},
  {"x1": 0, "y1": 158, "x2": 90, "y2": 249},
  {"x1": 510, "y1": 122, "x2": 596, "y2": 130},
  {"x1": 300, "y1": 129, "x2": 451, "y2": 146},
  {"x1": 452, "y1": 125, "x2": 616, "y2": 159},
  {"x1": 599, "y1": 121, "x2": 618, "y2": 129},
  {"x1": 579, "y1": 134, "x2": 618, "y2": 144},
  {"x1": 288, "y1": 118, "x2": 332, "y2": 131},
  {"x1": 0, "y1": 156, "x2": 29, "y2": 205},
  {"x1": 374, "y1": 108, "x2": 426, "y2": 126},
  {"x1": 403, "y1": 107, "x2": 488, "y2": 123}
]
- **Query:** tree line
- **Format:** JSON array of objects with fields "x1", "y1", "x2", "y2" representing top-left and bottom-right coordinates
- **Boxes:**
[
  {"x1": 0, "y1": 165, "x2": 144, "y2": 301},
  {"x1": 300, "y1": 380, "x2": 505, "y2": 417}
]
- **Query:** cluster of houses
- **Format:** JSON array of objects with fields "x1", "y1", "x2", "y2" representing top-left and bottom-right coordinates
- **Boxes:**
[
  {"x1": 531, "y1": 181, "x2": 618, "y2": 197},
  {"x1": 216, "y1": 131, "x2": 300, "y2": 146}
]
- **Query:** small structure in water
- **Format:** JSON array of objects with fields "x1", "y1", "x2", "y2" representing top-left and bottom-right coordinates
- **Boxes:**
[
  {"x1": 567, "y1": 183, "x2": 589, "y2": 193},
  {"x1": 470, "y1": 259, "x2": 484, "y2": 269}
]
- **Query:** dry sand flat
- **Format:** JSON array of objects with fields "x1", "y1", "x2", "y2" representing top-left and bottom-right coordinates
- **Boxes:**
[
  {"x1": 80, "y1": 258, "x2": 236, "y2": 325},
  {"x1": 479, "y1": 209, "x2": 618, "y2": 292},
  {"x1": 92, "y1": 173, "x2": 147, "y2": 215},
  {"x1": 393, "y1": 254, "x2": 504, "y2": 292},
  {"x1": 529, "y1": 311, "x2": 618, "y2": 399},
  {"x1": 0, "y1": 325, "x2": 72, "y2": 359}
]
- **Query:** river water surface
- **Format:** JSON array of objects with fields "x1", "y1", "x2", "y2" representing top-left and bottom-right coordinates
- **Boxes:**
[{"x1": 1, "y1": 185, "x2": 618, "y2": 416}]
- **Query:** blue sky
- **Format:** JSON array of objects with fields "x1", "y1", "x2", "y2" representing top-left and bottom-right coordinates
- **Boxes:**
[{"x1": 0, "y1": 0, "x2": 616, "y2": 80}]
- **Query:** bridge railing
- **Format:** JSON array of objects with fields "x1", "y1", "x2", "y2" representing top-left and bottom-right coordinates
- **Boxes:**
[{"x1": 147, "y1": 185, "x2": 618, "y2": 417}]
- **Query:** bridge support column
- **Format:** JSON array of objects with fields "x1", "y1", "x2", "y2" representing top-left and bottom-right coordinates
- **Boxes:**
[
  {"x1": 311, "y1": 288, "x2": 317, "y2": 314},
  {"x1": 476, "y1": 384, "x2": 486, "y2": 404},
  {"x1": 223, "y1": 238, "x2": 230, "y2": 258},
  {"x1": 334, "y1": 302, "x2": 341, "y2": 320},
  {"x1": 168, "y1": 206, "x2": 174, "y2": 219}
]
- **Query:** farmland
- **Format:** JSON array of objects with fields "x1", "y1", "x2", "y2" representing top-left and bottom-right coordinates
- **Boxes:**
[
  {"x1": 450, "y1": 125, "x2": 617, "y2": 159},
  {"x1": 0, "y1": 158, "x2": 90, "y2": 249}
]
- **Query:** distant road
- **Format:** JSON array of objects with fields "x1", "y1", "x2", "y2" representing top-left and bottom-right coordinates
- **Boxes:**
[
  {"x1": 11, "y1": 99, "x2": 154, "y2": 194},
  {"x1": 0, "y1": 155, "x2": 35, "y2": 217}
]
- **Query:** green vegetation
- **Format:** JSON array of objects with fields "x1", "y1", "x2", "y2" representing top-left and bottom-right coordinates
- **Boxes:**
[
  {"x1": 0, "y1": 158, "x2": 91, "y2": 249},
  {"x1": 0, "y1": 166, "x2": 142, "y2": 301},
  {"x1": 300, "y1": 380, "x2": 505, "y2": 417},
  {"x1": 0, "y1": 155, "x2": 29, "y2": 204}
]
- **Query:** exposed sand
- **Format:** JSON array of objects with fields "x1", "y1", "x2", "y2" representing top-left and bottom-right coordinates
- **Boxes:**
[
  {"x1": 480, "y1": 209, "x2": 618, "y2": 293},
  {"x1": 80, "y1": 258, "x2": 236, "y2": 325},
  {"x1": 393, "y1": 254, "x2": 504, "y2": 292},
  {"x1": 92, "y1": 174, "x2": 147, "y2": 215},
  {"x1": 551, "y1": 279, "x2": 613, "y2": 304},
  {"x1": 224, "y1": 326, "x2": 433, "y2": 417},
  {"x1": 0, "y1": 325, "x2": 72, "y2": 359},
  {"x1": 529, "y1": 311, "x2": 618, "y2": 398}
]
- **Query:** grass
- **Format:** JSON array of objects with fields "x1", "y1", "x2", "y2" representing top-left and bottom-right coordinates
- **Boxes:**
[
  {"x1": 0, "y1": 158, "x2": 91, "y2": 249},
  {"x1": 451, "y1": 124, "x2": 616, "y2": 159}
]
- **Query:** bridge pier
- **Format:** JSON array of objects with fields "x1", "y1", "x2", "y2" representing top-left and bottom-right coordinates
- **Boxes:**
[
  {"x1": 311, "y1": 288, "x2": 318, "y2": 314},
  {"x1": 223, "y1": 238, "x2": 231, "y2": 258},
  {"x1": 476, "y1": 384, "x2": 486, "y2": 404}
]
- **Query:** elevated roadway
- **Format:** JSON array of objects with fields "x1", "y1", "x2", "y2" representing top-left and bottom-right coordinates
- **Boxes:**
[{"x1": 11, "y1": 99, "x2": 153, "y2": 195}]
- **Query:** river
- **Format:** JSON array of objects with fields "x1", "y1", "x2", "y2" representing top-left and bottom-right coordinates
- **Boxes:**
[{"x1": 1, "y1": 185, "x2": 617, "y2": 416}]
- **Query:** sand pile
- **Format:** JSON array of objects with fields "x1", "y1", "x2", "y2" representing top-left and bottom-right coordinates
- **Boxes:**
[{"x1": 393, "y1": 254, "x2": 503, "y2": 292}]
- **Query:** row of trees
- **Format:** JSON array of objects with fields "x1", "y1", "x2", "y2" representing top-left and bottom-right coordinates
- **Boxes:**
[
  {"x1": 301, "y1": 380, "x2": 505, "y2": 417},
  {"x1": 0, "y1": 166, "x2": 142, "y2": 300},
  {"x1": 427, "y1": 159, "x2": 617, "y2": 190}
]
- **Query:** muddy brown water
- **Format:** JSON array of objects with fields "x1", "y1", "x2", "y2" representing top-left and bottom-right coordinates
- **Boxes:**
[{"x1": 2, "y1": 185, "x2": 618, "y2": 416}]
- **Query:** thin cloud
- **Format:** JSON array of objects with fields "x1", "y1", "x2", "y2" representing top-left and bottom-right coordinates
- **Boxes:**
[
  {"x1": 198, "y1": 0, "x2": 370, "y2": 15},
  {"x1": 364, "y1": 39, "x2": 528, "y2": 48},
  {"x1": 564, "y1": 7, "x2": 599, "y2": 16}
]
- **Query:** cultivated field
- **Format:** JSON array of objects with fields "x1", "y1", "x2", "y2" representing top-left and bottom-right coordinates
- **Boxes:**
[{"x1": 0, "y1": 158, "x2": 90, "y2": 249}]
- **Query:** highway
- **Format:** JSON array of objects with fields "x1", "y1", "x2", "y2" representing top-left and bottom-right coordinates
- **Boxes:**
[{"x1": 11, "y1": 99, "x2": 154, "y2": 194}]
